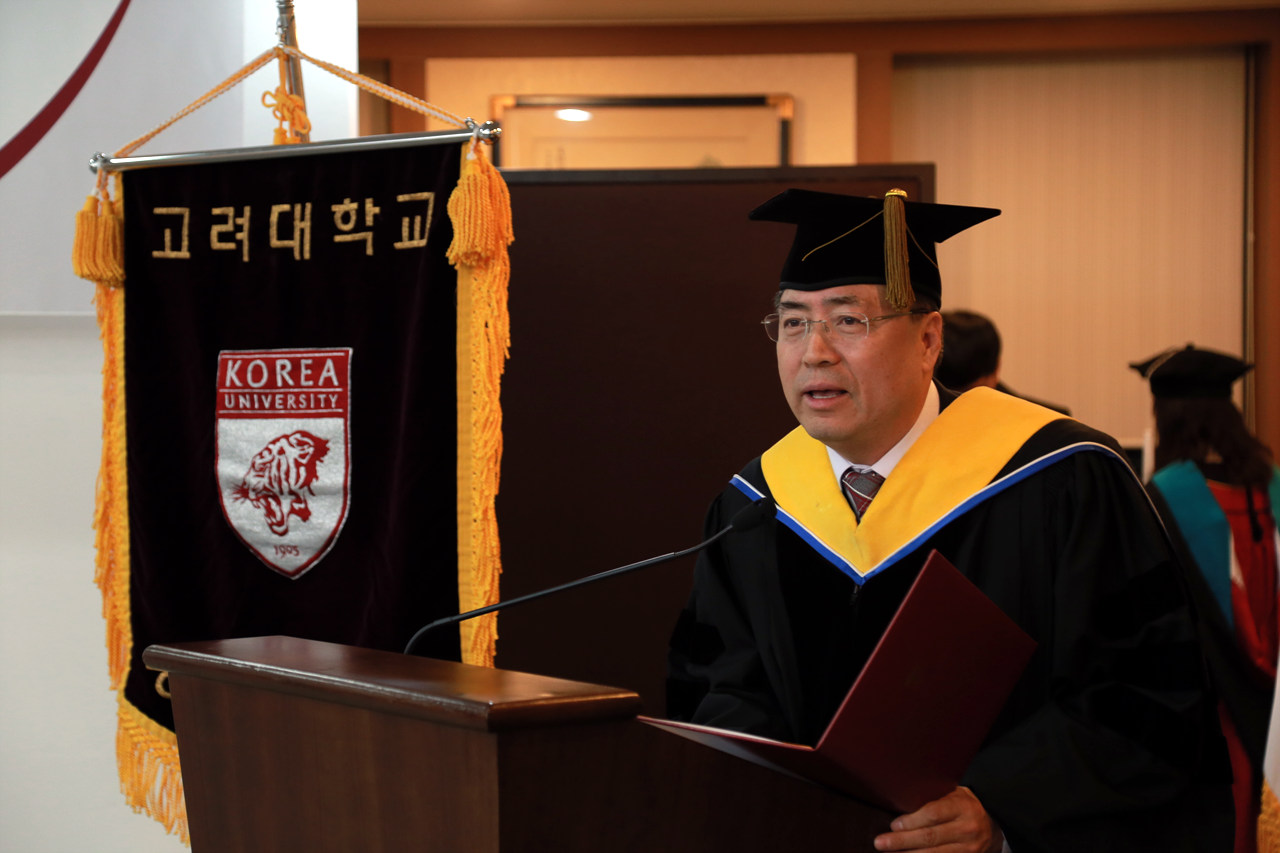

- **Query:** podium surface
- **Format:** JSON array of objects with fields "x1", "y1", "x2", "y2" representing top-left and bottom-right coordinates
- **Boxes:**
[{"x1": 145, "y1": 636, "x2": 893, "y2": 852}]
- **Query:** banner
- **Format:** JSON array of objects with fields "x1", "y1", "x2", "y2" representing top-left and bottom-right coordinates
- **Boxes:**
[{"x1": 90, "y1": 141, "x2": 506, "y2": 839}]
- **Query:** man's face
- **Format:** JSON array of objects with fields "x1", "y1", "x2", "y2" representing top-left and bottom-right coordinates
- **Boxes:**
[{"x1": 776, "y1": 285, "x2": 942, "y2": 465}]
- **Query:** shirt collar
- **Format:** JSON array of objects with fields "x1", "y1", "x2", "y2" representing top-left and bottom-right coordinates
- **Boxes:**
[{"x1": 827, "y1": 381, "x2": 940, "y2": 482}]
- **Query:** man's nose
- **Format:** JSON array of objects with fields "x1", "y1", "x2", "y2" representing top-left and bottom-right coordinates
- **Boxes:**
[{"x1": 801, "y1": 321, "x2": 841, "y2": 363}]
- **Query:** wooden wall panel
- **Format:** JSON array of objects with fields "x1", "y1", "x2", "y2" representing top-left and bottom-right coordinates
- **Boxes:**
[{"x1": 892, "y1": 48, "x2": 1247, "y2": 444}]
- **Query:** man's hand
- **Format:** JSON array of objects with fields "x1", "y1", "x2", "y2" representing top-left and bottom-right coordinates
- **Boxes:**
[{"x1": 872, "y1": 786, "x2": 1004, "y2": 853}]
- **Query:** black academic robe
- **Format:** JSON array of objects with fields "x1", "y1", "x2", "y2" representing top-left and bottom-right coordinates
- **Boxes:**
[{"x1": 667, "y1": 388, "x2": 1233, "y2": 852}]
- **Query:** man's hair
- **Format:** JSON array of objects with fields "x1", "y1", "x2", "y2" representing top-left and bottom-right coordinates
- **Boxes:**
[
  {"x1": 1154, "y1": 396, "x2": 1274, "y2": 489},
  {"x1": 936, "y1": 310, "x2": 1000, "y2": 390}
]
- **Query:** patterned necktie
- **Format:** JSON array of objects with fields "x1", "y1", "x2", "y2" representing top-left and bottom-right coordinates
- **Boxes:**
[{"x1": 841, "y1": 466, "x2": 886, "y2": 522}]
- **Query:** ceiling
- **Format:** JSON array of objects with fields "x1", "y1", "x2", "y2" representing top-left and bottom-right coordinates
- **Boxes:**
[{"x1": 357, "y1": 0, "x2": 1279, "y2": 28}]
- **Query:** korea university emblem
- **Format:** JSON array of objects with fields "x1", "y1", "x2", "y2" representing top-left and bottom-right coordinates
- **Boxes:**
[{"x1": 216, "y1": 348, "x2": 352, "y2": 578}]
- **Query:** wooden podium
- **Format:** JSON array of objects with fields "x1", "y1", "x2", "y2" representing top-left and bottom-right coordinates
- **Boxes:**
[{"x1": 144, "y1": 636, "x2": 893, "y2": 852}]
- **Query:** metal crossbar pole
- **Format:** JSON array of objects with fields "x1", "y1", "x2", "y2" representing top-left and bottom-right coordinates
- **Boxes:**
[{"x1": 88, "y1": 125, "x2": 499, "y2": 174}]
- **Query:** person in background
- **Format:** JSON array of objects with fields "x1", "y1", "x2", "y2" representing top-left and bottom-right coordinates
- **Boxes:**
[
  {"x1": 666, "y1": 187, "x2": 1233, "y2": 852},
  {"x1": 1133, "y1": 344, "x2": 1280, "y2": 853},
  {"x1": 935, "y1": 309, "x2": 1070, "y2": 415}
]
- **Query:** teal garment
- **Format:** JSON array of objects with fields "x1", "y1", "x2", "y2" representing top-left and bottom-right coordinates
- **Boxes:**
[{"x1": 1150, "y1": 460, "x2": 1280, "y2": 630}]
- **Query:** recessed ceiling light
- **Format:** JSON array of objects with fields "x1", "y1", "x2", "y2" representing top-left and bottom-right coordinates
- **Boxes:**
[{"x1": 554, "y1": 108, "x2": 593, "y2": 122}]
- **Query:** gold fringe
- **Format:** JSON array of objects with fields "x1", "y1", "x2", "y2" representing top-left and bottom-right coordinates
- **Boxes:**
[
  {"x1": 1262, "y1": 778, "x2": 1280, "y2": 852},
  {"x1": 448, "y1": 142, "x2": 513, "y2": 668},
  {"x1": 116, "y1": 695, "x2": 188, "y2": 845},
  {"x1": 883, "y1": 188, "x2": 914, "y2": 310},
  {"x1": 80, "y1": 186, "x2": 190, "y2": 842},
  {"x1": 93, "y1": 280, "x2": 131, "y2": 689},
  {"x1": 92, "y1": 265, "x2": 192, "y2": 842}
]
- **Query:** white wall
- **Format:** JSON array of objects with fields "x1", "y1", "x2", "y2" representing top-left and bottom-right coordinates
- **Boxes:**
[
  {"x1": 0, "y1": 315, "x2": 187, "y2": 852},
  {"x1": 0, "y1": 1, "x2": 356, "y2": 849},
  {"x1": 0, "y1": 0, "x2": 358, "y2": 315}
]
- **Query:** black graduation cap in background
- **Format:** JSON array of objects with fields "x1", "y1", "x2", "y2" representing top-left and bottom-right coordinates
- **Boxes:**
[
  {"x1": 748, "y1": 188, "x2": 1001, "y2": 309},
  {"x1": 1129, "y1": 344, "x2": 1253, "y2": 399}
]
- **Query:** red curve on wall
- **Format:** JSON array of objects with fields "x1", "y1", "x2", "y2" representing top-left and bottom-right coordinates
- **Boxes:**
[{"x1": 0, "y1": 0, "x2": 133, "y2": 181}]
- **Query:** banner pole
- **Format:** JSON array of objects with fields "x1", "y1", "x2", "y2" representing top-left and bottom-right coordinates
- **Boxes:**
[
  {"x1": 88, "y1": 125, "x2": 500, "y2": 174},
  {"x1": 276, "y1": 0, "x2": 310, "y2": 143}
]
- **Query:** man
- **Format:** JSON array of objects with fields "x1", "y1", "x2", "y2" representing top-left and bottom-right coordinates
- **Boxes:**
[
  {"x1": 936, "y1": 309, "x2": 1071, "y2": 415},
  {"x1": 667, "y1": 188, "x2": 1233, "y2": 852}
]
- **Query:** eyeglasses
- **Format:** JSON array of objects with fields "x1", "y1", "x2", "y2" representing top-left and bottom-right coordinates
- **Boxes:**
[{"x1": 762, "y1": 310, "x2": 931, "y2": 343}]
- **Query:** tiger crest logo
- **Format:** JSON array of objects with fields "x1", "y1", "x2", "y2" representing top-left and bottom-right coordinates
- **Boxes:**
[
  {"x1": 232, "y1": 430, "x2": 331, "y2": 536},
  {"x1": 216, "y1": 348, "x2": 352, "y2": 578}
]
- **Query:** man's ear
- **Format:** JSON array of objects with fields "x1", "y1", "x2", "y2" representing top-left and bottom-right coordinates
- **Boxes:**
[{"x1": 921, "y1": 311, "x2": 944, "y2": 365}]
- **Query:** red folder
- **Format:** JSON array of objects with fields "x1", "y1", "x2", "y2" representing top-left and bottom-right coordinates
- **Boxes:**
[{"x1": 643, "y1": 549, "x2": 1036, "y2": 813}]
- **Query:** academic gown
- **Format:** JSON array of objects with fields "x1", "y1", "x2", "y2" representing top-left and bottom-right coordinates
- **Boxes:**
[
  {"x1": 667, "y1": 386, "x2": 1233, "y2": 853},
  {"x1": 1147, "y1": 462, "x2": 1280, "y2": 853}
]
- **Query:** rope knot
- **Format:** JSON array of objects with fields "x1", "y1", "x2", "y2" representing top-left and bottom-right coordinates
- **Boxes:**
[{"x1": 263, "y1": 86, "x2": 311, "y2": 144}]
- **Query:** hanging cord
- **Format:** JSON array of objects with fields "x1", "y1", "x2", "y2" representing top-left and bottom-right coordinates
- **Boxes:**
[
  {"x1": 275, "y1": 44, "x2": 469, "y2": 129},
  {"x1": 88, "y1": 44, "x2": 477, "y2": 200},
  {"x1": 115, "y1": 47, "x2": 279, "y2": 162},
  {"x1": 113, "y1": 45, "x2": 471, "y2": 159}
]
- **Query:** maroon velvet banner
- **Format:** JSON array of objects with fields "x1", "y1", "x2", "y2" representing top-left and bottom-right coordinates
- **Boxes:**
[{"x1": 119, "y1": 143, "x2": 463, "y2": 734}]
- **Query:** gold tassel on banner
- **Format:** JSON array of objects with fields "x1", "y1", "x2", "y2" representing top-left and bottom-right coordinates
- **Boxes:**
[
  {"x1": 448, "y1": 140, "x2": 514, "y2": 669},
  {"x1": 882, "y1": 188, "x2": 915, "y2": 311},
  {"x1": 72, "y1": 175, "x2": 124, "y2": 290}
]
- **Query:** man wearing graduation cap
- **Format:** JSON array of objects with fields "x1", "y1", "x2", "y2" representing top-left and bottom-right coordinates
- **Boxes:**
[{"x1": 667, "y1": 189, "x2": 1233, "y2": 851}]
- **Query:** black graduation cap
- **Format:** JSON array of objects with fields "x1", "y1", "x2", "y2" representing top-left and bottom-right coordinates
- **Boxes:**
[
  {"x1": 1129, "y1": 344, "x2": 1253, "y2": 399},
  {"x1": 748, "y1": 188, "x2": 1001, "y2": 308}
]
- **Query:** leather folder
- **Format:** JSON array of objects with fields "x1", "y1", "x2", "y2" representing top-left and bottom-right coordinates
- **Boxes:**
[{"x1": 643, "y1": 549, "x2": 1036, "y2": 813}]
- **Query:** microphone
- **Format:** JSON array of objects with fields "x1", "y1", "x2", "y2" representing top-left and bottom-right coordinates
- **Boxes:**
[{"x1": 403, "y1": 496, "x2": 776, "y2": 656}]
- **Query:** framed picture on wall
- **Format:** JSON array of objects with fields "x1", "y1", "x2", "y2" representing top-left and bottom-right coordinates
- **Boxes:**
[{"x1": 489, "y1": 94, "x2": 794, "y2": 169}]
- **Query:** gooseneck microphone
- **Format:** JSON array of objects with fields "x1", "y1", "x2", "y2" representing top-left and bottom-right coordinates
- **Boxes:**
[{"x1": 403, "y1": 497, "x2": 776, "y2": 656}]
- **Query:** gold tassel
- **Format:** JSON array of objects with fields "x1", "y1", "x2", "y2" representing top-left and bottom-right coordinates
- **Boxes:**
[
  {"x1": 883, "y1": 188, "x2": 914, "y2": 310},
  {"x1": 447, "y1": 142, "x2": 513, "y2": 668},
  {"x1": 447, "y1": 143, "x2": 513, "y2": 275},
  {"x1": 73, "y1": 189, "x2": 125, "y2": 289}
]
